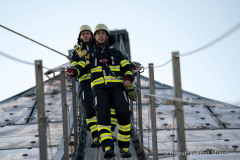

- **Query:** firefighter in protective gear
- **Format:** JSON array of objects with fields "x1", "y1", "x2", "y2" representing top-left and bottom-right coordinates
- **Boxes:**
[
  {"x1": 66, "y1": 25, "x2": 100, "y2": 148},
  {"x1": 66, "y1": 24, "x2": 133, "y2": 158}
]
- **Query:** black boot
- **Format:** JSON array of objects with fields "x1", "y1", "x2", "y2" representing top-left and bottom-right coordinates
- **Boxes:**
[
  {"x1": 104, "y1": 146, "x2": 115, "y2": 158},
  {"x1": 91, "y1": 137, "x2": 100, "y2": 148},
  {"x1": 119, "y1": 148, "x2": 131, "y2": 158}
]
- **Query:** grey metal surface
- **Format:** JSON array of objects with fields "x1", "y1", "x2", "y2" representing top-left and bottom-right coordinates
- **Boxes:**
[
  {"x1": 1, "y1": 71, "x2": 240, "y2": 160},
  {"x1": 0, "y1": 96, "x2": 36, "y2": 125},
  {"x1": 83, "y1": 128, "x2": 138, "y2": 160},
  {"x1": 133, "y1": 75, "x2": 240, "y2": 160},
  {"x1": 0, "y1": 75, "x2": 73, "y2": 160}
]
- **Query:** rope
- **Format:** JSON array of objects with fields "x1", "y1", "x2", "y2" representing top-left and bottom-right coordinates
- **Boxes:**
[
  {"x1": 0, "y1": 50, "x2": 50, "y2": 70},
  {"x1": 119, "y1": 37, "x2": 141, "y2": 69},
  {"x1": 140, "y1": 21, "x2": 240, "y2": 70},
  {"x1": 147, "y1": 59, "x2": 172, "y2": 69},
  {"x1": 135, "y1": 85, "x2": 239, "y2": 107},
  {"x1": 180, "y1": 21, "x2": 240, "y2": 57},
  {"x1": 0, "y1": 24, "x2": 69, "y2": 59}
]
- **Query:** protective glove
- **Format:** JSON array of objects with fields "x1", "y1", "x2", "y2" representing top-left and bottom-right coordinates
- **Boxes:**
[
  {"x1": 65, "y1": 69, "x2": 77, "y2": 78},
  {"x1": 125, "y1": 83, "x2": 137, "y2": 101}
]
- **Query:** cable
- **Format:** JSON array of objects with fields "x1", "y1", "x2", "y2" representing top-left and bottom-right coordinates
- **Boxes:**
[
  {"x1": 119, "y1": 37, "x2": 141, "y2": 68},
  {"x1": 135, "y1": 86, "x2": 240, "y2": 108},
  {"x1": 150, "y1": 59, "x2": 172, "y2": 69},
  {"x1": 0, "y1": 24, "x2": 69, "y2": 59},
  {"x1": 0, "y1": 50, "x2": 50, "y2": 70},
  {"x1": 140, "y1": 22, "x2": 240, "y2": 70},
  {"x1": 180, "y1": 21, "x2": 240, "y2": 57}
]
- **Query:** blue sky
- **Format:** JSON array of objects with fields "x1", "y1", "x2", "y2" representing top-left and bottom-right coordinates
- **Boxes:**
[{"x1": 0, "y1": 0, "x2": 240, "y2": 104}]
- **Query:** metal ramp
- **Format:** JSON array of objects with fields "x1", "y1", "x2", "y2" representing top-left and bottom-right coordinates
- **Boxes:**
[{"x1": 83, "y1": 129, "x2": 138, "y2": 160}]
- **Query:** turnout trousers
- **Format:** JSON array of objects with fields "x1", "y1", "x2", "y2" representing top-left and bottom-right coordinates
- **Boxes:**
[
  {"x1": 94, "y1": 86, "x2": 131, "y2": 151},
  {"x1": 79, "y1": 81, "x2": 98, "y2": 139}
]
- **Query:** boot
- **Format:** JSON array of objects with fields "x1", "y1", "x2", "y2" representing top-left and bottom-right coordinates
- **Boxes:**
[
  {"x1": 119, "y1": 148, "x2": 131, "y2": 158},
  {"x1": 91, "y1": 137, "x2": 100, "y2": 148},
  {"x1": 104, "y1": 146, "x2": 115, "y2": 158}
]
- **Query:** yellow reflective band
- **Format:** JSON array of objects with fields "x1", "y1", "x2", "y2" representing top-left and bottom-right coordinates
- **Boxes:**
[
  {"x1": 111, "y1": 111, "x2": 116, "y2": 115},
  {"x1": 110, "y1": 109, "x2": 116, "y2": 115},
  {"x1": 91, "y1": 77, "x2": 104, "y2": 87},
  {"x1": 109, "y1": 65, "x2": 120, "y2": 71},
  {"x1": 118, "y1": 124, "x2": 131, "y2": 132},
  {"x1": 111, "y1": 118, "x2": 117, "y2": 124},
  {"x1": 100, "y1": 133, "x2": 112, "y2": 142},
  {"x1": 104, "y1": 76, "x2": 122, "y2": 83},
  {"x1": 118, "y1": 133, "x2": 130, "y2": 142},
  {"x1": 91, "y1": 76, "x2": 123, "y2": 87},
  {"x1": 79, "y1": 74, "x2": 91, "y2": 82},
  {"x1": 98, "y1": 125, "x2": 111, "y2": 132},
  {"x1": 120, "y1": 60, "x2": 130, "y2": 67},
  {"x1": 86, "y1": 116, "x2": 97, "y2": 124},
  {"x1": 71, "y1": 61, "x2": 78, "y2": 67},
  {"x1": 125, "y1": 71, "x2": 133, "y2": 76},
  {"x1": 90, "y1": 125, "x2": 98, "y2": 133},
  {"x1": 91, "y1": 66, "x2": 102, "y2": 73},
  {"x1": 77, "y1": 61, "x2": 86, "y2": 68}
]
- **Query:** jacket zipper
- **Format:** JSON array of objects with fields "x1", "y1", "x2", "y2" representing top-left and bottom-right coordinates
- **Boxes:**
[{"x1": 103, "y1": 69, "x2": 107, "y2": 85}]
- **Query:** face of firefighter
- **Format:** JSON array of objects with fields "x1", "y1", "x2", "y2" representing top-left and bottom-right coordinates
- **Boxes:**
[
  {"x1": 94, "y1": 30, "x2": 109, "y2": 44},
  {"x1": 80, "y1": 30, "x2": 92, "y2": 42}
]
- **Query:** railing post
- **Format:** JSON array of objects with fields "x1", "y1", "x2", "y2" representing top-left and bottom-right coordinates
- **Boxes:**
[
  {"x1": 148, "y1": 63, "x2": 158, "y2": 160},
  {"x1": 60, "y1": 68, "x2": 69, "y2": 160},
  {"x1": 35, "y1": 60, "x2": 48, "y2": 160},
  {"x1": 72, "y1": 77, "x2": 78, "y2": 152},
  {"x1": 130, "y1": 100, "x2": 134, "y2": 124},
  {"x1": 136, "y1": 68, "x2": 143, "y2": 145},
  {"x1": 172, "y1": 52, "x2": 187, "y2": 160}
]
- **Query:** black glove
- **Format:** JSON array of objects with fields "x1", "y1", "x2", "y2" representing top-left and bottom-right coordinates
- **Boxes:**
[{"x1": 125, "y1": 83, "x2": 137, "y2": 101}]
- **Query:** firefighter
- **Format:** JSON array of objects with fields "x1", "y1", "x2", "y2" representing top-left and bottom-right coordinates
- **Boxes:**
[
  {"x1": 66, "y1": 24, "x2": 133, "y2": 158},
  {"x1": 66, "y1": 25, "x2": 100, "y2": 148}
]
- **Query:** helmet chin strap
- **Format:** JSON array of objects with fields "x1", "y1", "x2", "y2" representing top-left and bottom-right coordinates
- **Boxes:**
[
  {"x1": 97, "y1": 39, "x2": 108, "y2": 46},
  {"x1": 78, "y1": 37, "x2": 93, "y2": 46}
]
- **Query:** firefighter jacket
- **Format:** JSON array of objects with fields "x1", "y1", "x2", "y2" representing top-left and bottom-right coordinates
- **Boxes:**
[{"x1": 72, "y1": 44, "x2": 133, "y2": 90}]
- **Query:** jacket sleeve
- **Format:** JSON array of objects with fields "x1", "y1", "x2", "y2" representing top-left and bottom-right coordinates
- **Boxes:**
[
  {"x1": 70, "y1": 50, "x2": 80, "y2": 66},
  {"x1": 118, "y1": 50, "x2": 133, "y2": 81},
  {"x1": 72, "y1": 56, "x2": 87, "y2": 77},
  {"x1": 69, "y1": 50, "x2": 86, "y2": 77}
]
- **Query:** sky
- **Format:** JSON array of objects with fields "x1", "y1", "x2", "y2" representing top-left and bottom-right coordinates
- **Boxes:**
[{"x1": 0, "y1": 0, "x2": 240, "y2": 105}]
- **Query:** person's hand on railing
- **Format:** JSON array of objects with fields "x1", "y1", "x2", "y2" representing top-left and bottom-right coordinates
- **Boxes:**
[
  {"x1": 65, "y1": 69, "x2": 77, "y2": 78},
  {"x1": 122, "y1": 77, "x2": 132, "y2": 87}
]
